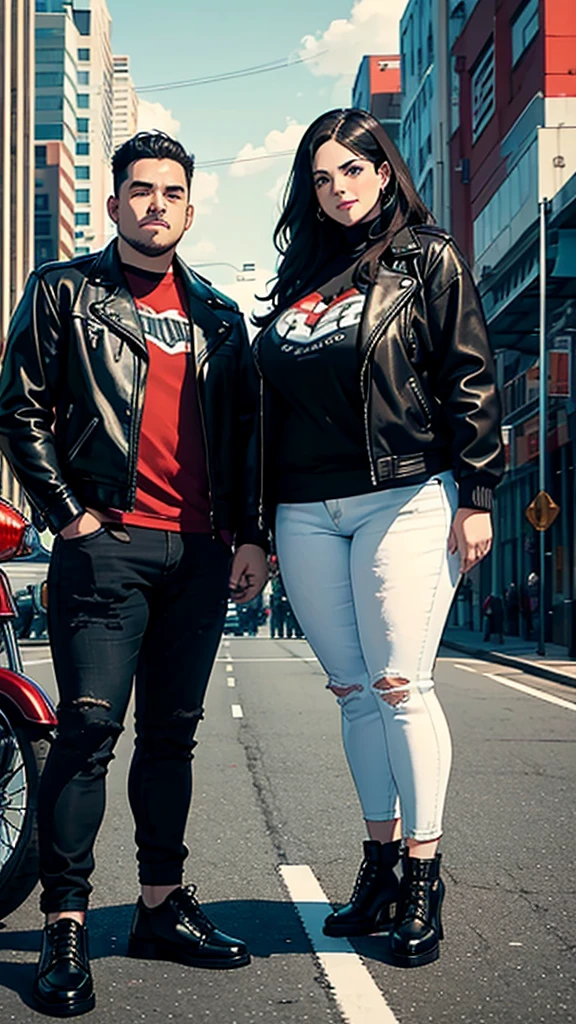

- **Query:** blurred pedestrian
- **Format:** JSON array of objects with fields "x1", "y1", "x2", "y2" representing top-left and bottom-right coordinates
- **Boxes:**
[
  {"x1": 483, "y1": 593, "x2": 504, "y2": 643},
  {"x1": 253, "y1": 109, "x2": 503, "y2": 967},
  {"x1": 505, "y1": 582, "x2": 519, "y2": 636}
]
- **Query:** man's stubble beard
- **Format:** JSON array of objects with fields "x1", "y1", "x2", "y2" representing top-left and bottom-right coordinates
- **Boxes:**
[{"x1": 118, "y1": 225, "x2": 186, "y2": 259}]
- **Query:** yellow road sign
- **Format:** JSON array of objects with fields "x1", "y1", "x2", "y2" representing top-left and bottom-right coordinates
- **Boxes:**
[{"x1": 525, "y1": 491, "x2": 560, "y2": 532}]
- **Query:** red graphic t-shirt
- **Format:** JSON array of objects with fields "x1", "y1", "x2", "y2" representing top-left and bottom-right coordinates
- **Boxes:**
[{"x1": 111, "y1": 264, "x2": 212, "y2": 533}]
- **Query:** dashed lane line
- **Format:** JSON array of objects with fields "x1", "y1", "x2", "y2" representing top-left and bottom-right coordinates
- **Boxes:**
[
  {"x1": 215, "y1": 657, "x2": 319, "y2": 663},
  {"x1": 227, "y1": 678, "x2": 236, "y2": 688},
  {"x1": 226, "y1": 663, "x2": 234, "y2": 672},
  {"x1": 279, "y1": 865, "x2": 400, "y2": 1024},
  {"x1": 231, "y1": 704, "x2": 243, "y2": 719},
  {"x1": 453, "y1": 663, "x2": 478, "y2": 673}
]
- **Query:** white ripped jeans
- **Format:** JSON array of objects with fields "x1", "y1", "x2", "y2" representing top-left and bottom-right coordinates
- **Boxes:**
[{"x1": 275, "y1": 471, "x2": 460, "y2": 841}]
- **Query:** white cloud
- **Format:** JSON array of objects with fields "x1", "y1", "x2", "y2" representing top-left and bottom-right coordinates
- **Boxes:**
[
  {"x1": 267, "y1": 173, "x2": 289, "y2": 211},
  {"x1": 178, "y1": 239, "x2": 217, "y2": 263},
  {"x1": 230, "y1": 121, "x2": 307, "y2": 178},
  {"x1": 137, "y1": 98, "x2": 181, "y2": 137},
  {"x1": 191, "y1": 170, "x2": 219, "y2": 215},
  {"x1": 299, "y1": 0, "x2": 406, "y2": 88}
]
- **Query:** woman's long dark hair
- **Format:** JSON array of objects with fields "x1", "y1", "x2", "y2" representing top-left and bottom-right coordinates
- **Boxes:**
[{"x1": 254, "y1": 108, "x2": 434, "y2": 329}]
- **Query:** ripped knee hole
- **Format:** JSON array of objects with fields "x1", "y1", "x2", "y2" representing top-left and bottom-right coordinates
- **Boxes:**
[
  {"x1": 327, "y1": 682, "x2": 364, "y2": 699},
  {"x1": 373, "y1": 677, "x2": 411, "y2": 706}
]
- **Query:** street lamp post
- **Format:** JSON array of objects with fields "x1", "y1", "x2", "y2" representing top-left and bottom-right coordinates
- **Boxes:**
[
  {"x1": 537, "y1": 196, "x2": 547, "y2": 657},
  {"x1": 195, "y1": 261, "x2": 256, "y2": 282}
]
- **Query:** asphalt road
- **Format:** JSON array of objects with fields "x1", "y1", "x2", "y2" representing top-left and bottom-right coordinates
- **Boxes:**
[{"x1": 0, "y1": 636, "x2": 574, "y2": 1024}]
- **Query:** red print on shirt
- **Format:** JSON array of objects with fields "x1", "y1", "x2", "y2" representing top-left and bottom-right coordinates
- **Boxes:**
[{"x1": 112, "y1": 266, "x2": 212, "y2": 533}]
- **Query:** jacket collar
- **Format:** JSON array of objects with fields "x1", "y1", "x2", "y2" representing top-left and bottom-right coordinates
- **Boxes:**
[
  {"x1": 88, "y1": 241, "x2": 234, "y2": 363},
  {"x1": 388, "y1": 225, "x2": 422, "y2": 259}
]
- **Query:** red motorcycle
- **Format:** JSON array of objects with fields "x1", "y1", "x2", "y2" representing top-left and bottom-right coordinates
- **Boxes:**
[{"x1": 0, "y1": 499, "x2": 57, "y2": 919}]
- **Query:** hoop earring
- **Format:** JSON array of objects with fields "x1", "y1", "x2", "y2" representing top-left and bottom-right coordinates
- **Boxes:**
[{"x1": 317, "y1": 207, "x2": 326, "y2": 222}]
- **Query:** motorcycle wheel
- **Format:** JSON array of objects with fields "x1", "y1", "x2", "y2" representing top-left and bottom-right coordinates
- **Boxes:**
[{"x1": 0, "y1": 707, "x2": 49, "y2": 919}]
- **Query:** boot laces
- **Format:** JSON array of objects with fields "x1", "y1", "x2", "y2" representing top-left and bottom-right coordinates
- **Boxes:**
[
  {"x1": 47, "y1": 921, "x2": 84, "y2": 969},
  {"x1": 403, "y1": 878, "x2": 430, "y2": 924},
  {"x1": 350, "y1": 858, "x2": 378, "y2": 902},
  {"x1": 175, "y1": 884, "x2": 215, "y2": 933}
]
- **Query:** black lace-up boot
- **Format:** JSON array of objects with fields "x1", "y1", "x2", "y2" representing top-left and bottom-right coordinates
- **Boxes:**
[
  {"x1": 390, "y1": 852, "x2": 445, "y2": 967},
  {"x1": 33, "y1": 918, "x2": 95, "y2": 1017},
  {"x1": 323, "y1": 839, "x2": 401, "y2": 937},
  {"x1": 128, "y1": 884, "x2": 250, "y2": 969}
]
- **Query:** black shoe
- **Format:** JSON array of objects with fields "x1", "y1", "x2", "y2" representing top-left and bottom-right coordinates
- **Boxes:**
[
  {"x1": 127, "y1": 885, "x2": 251, "y2": 969},
  {"x1": 323, "y1": 840, "x2": 401, "y2": 937},
  {"x1": 33, "y1": 919, "x2": 95, "y2": 1017},
  {"x1": 390, "y1": 853, "x2": 445, "y2": 967}
]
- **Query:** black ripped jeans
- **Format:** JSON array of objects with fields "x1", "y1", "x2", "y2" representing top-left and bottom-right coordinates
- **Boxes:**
[{"x1": 38, "y1": 525, "x2": 231, "y2": 913}]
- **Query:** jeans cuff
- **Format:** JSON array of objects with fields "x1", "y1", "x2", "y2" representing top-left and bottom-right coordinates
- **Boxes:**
[{"x1": 138, "y1": 868, "x2": 184, "y2": 886}]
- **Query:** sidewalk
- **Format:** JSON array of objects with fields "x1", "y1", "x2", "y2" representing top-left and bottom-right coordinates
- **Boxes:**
[{"x1": 442, "y1": 625, "x2": 576, "y2": 688}]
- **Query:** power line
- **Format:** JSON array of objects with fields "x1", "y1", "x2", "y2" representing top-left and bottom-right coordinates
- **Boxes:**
[
  {"x1": 136, "y1": 51, "x2": 325, "y2": 94},
  {"x1": 196, "y1": 149, "x2": 296, "y2": 170}
]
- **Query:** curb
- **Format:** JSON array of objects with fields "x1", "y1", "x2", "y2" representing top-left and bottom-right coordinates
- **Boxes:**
[{"x1": 441, "y1": 639, "x2": 576, "y2": 690}]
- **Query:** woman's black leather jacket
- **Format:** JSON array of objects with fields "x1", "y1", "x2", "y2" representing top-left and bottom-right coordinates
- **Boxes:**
[
  {"x1": 254, "y1": 224, "x2": 504, "y2": 515},
  {"x1": 0, "y1": 241, "x2": 264, "y2": 545}
]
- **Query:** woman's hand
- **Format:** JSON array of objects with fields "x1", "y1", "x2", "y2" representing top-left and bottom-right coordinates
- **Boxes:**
[
  {"x1": 448, "y1": 509, "x2": 492, "y2": 574},
  {"x1": 229, "y1": 544, "x2": 269, "y2": 604}
]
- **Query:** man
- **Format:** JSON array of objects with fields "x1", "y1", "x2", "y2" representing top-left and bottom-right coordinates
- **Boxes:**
[{"x1": 0, "y1": 131, "x2": 267, "y2": 1017}]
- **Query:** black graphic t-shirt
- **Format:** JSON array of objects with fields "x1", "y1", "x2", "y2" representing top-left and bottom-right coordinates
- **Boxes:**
[{"x1": 259, "y1": 252, "x2": 375, "y2": 503}]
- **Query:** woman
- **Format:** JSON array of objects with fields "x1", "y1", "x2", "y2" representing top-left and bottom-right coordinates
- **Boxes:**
[{"x1": 253, "y1": 108, "x2": 503, "y2": 967}]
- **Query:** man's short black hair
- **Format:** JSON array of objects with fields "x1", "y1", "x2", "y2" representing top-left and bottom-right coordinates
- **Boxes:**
[{"x1": 112, "y1": 131, "x2": 195, "y2": 195}]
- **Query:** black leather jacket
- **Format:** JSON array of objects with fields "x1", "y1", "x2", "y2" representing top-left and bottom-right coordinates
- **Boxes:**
[
  {"x1": 0, "y1": 241, "x2": 264, "y2": 545},
  {"x1": 254, "y1": 224, "x2": 504, "y2": 514}
]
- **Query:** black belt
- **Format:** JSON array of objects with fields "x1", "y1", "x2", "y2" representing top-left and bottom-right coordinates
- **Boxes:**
[{"x1": 375, "y1": 453, "x2": 446, "y2": 483}]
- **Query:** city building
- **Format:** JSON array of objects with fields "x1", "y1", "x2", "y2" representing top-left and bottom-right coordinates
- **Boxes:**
[
  {"x1": 399, "y1": 0, "x2": 452, "y2": 225},
  {"x1": 34, "y1": 1, "x2": 79, "y2": 265},
  {"x1": 449, "y1": 0, "x2": 576, "y2": 647},
  {"x1": 0, "y1": 0, "x2": 35, "y2": 510},
  {"x1": 71, "y1": 0, "x2": 114, "y2": 254},
  {"x1": 352, "y1": 55, "x2": 402, "y2": 148},
  {"x1": 112, "y1": 54, "x2": 138, "y2": 154}
]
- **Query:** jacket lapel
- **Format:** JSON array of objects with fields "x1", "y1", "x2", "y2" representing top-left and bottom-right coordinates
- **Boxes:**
[{"x1": 358, "y1": 226, "x2": 422, "y2": 367}]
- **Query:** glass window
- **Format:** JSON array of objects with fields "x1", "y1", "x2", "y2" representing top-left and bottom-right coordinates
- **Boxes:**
[
  {"x1": 77, "y1": 94, "x2": 89, "y2": 109},
  {"x1": 36, "y1": 71, "x2": 64, "y2": 87},
  {"x1": 36, "y1": 49, "x2": 65, "y2": 64},
  {"x1": 75, "y1": 189, "x2": 90, "y2": 204},
  {"x1": 36, "y1": 125, "x2": 64, "y2": 141},
  {"x1": 75, "y1": 212, "x2": 90, "y2": 226},
  {"x1": 35, "y1": 194, "x2": 49, "y2": 211},
  {"x1": 75, "y1": 166, "x2": 90, "y2": 180},
  {"x1": 471, "y1": 41, "x2": 495, "y2": 143},
  {"x1": 35, "y1": 146, "x2": 47, "y2": 168},
  {"x1": 77, "y1": 118, "x2": 89, "y2": 133},
  {"x1": 36, "y1": 27, "x2": 64, "y2": 38},
  {"x1": 76, "y1": 142, "x2": 90, "y2": 156},
  {"x1": 77, "y1": 48, "x2": 90, "y2": 61},
  {"x1": 75, "y1": 246, "x2": 91, "y2": 255},
  {"x1": 78, "y1": 70, "x2": 89, "y2": 85},
  {"x1": 35, "y1": 215, "x2": 52, "y2": 236},
  {"x1": 511, "y1": 0, "x2": 539, "y2": 66},
  {"x1": 36, "y1": 96, "x2": 63, "y2": 111}
]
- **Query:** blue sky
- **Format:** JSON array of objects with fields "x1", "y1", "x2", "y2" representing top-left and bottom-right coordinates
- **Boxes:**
[{"x1": 107, "y1": 0, "x2": 407, "y2": 319}]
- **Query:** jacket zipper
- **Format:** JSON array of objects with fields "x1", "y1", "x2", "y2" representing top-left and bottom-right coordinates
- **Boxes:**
[
  {"x1": 407, "y1": 376, "x2": 432, "y2": 429},
  {"x1": 67, "y1": 416, "x2": 98, "y2": 462},
  {"x1": 126, "y1": 360, "x2": 143, "y2": 507},
  {"x1": 359, "y1": 281, "x2": 416, "y2": 486},
  {"x1": 196, "y1": 368, "x2": 216, "y2": 539},
  {"x1": 252, "y1": 336, "x2": 266, "y2": 532}
]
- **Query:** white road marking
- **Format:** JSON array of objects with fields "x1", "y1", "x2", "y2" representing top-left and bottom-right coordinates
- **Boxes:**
[
  {"x1": 453, "y1": 663, "x2": 479, "y2": 673},
  {"x1": 227, "y1": 678, "x2": 236, "y2": 688},
  {"x1": 231, "y1": 704, "x2": 243, "y2": 719},
  {"x1": 482, "y1": 673, "x2": 576, "y2": 711},
  {"x1": 22, "y1": 658, "x2": 53, "y2": 667},
  {"x1": 280, "y1": 865, "x2": 400, "y2": 1024},
  {"x1": 226, "y1": 663, "x2": 234, "y2": 672},
  {"x1": 215, "y1": 657, "x2": 319, "y2": 663}
]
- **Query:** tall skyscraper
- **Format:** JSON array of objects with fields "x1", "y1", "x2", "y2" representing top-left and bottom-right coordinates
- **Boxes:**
[
  {"x1": 1, "y1": 0, "x2": 35, "y2": 350},
  {"x1": 71, "y1": 0, "x2": 114, "y2": 254},
  {"x1": 112, "y1": 55, "x2": 138, "y2": 154},
  {"x1": 34, "y1": 2, "x2": 79, "y2": 265}
]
